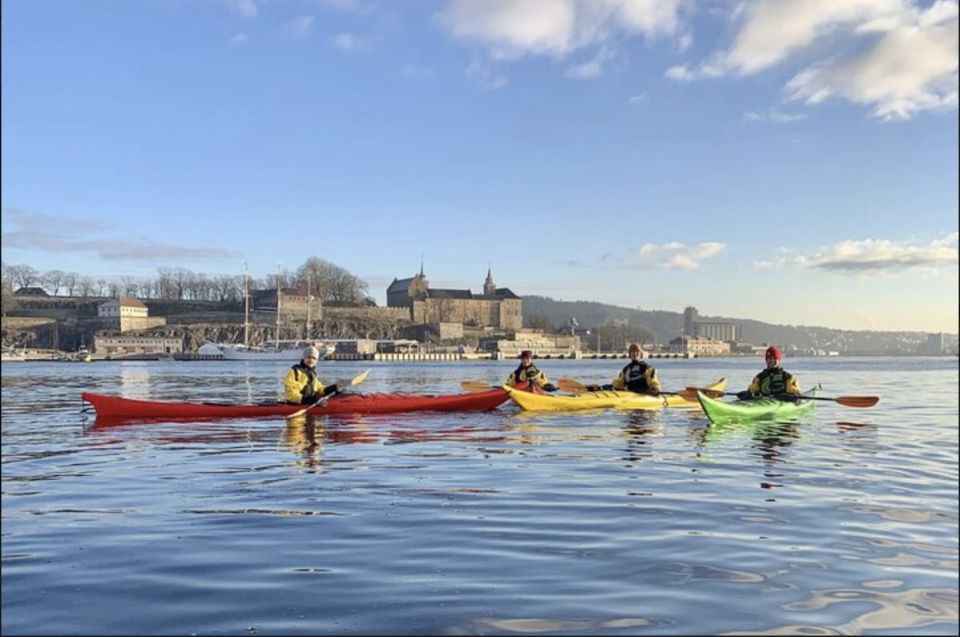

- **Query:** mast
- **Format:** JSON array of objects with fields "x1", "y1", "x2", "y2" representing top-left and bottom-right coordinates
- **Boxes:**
[
  {"x1": 243, "y1": 262, "x2": 250, "y2": 347},
  {"x1": 306, "y1": 271, "x2": 312, "y2": 340},
  {"x1": 275, "y1": 263, "x2": 282, "y2": 349}
]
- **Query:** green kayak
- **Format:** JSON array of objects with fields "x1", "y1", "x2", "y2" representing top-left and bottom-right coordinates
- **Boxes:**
[{"x1": 697, "y1": 387, "x2": 819, "y2": 424}]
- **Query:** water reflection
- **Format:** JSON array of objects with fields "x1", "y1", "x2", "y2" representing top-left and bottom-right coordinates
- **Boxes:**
[{"x1": 621, "y1": 410, "x2": 663, "y2": 464}]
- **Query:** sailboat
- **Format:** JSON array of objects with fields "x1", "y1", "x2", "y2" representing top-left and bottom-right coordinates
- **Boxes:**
[{"x1": 212, "y1": 266, "x2": 336, "y2": 361}]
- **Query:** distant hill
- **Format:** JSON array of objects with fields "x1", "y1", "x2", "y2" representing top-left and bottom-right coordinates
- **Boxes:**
[{"x1": 521, "y1": 295, "x2": 958, "y2": 355}]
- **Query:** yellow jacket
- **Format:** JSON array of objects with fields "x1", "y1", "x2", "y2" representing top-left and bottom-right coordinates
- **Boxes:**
[
  {"x1": 505, "y1": 363, "x2": 551, "y2": 389},
  {"x1": 747, "y1": 368, "x2": 801, "y2": 396},
  {"x1": 284, "y1": 363, "x2": 328, "y2": 404},
  {"x1": 612, "y1": 360, "x2": 662, "y2": 393}
]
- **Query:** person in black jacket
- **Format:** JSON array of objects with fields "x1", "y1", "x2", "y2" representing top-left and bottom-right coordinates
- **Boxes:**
[
  {"x1": 504, "y1": 350, "x2": 557, "y2": 392},
  {"x1": 737, "y1": 346, "x2": 801, "y2": 399},
  {"x1": 588, "y1": 343, "x2": 662, "y2": 394}
]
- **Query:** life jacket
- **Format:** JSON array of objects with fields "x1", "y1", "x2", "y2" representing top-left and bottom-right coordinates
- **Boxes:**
[
  {"x1": 621, "y1": 360, "x2": 652, "y2": 392},
  {"x1": 756, "y1": 367, "x2": 792, "y2": 395},
  {"x1": 291, "y1": 362, "x2": 319, "y2": 400},
  {"x1": 511, "y1": 363, "x2": 541, "y2": 388}
]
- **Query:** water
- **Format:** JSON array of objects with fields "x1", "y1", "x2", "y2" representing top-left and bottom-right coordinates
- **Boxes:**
[{"x1": 2, "y1": 357, "x2": 957, "y2": 635}]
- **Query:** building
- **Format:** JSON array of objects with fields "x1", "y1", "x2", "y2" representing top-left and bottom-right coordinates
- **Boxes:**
[
  {"x1": 97, "y1": 297, "x2": 166, "y2": 333},
  {"x1": 668, "y1": 336, "x2": 731, "y2": 357},
  {"x1": 98, "y1": 297, "x2": 148, "y2": 318},
  {"x1": 478, "y1": 329, "x2": 581, "y2": 358},
  {"x1": 682, "y1": 306, "x2": 741, "y2": 342},
  {"x1": 14, "y1": 286, "x2": 48, "y2": 296},
  {"x1": 251, "y1": 287, "x2": 321, "y2": 317},
  {"x1": 387, "y1": 265, "x2": 522, "y2": 330},
  {"x1": 94, "y1": 335, "x2": 183, "y2": 358},
  {"x1": 926, "y1": 332, "x2": 946, "y2": 355}
]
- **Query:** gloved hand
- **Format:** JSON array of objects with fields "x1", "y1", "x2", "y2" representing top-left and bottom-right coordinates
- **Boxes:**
[
  {"x1": 647, "y1": 389, "x2": 661, "y2": 396},
  {"x1": 323, "y1": 384, "x2": 339, "y2": 397},
  {"x1": 601, "y1": 384, "x2": 614, "y2": 391},
  {"x1": 585, "y1": 384, "x2": 601, "y2": 392},
  {"x1": 736, "y1": 390, "x2": 753, "y2": 400},
  {"x1": 542, "y1": 383, "x2": 558, "y2": 392}
]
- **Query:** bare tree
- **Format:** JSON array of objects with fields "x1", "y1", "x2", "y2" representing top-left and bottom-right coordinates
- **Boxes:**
[
  {"x1": 8, "y1": 264, "x2": 39, "y2": 290},
  {"x1": 63, "y1": 272, "x2": 78, "y2": 296},
  {"x1": 78, "y1": 276, "x2": 95, "y2": 298},
  {"x1": 45, "y1": 270, "x2": 66, "y2": 296},
  {"x1": 96, "y1": 279, "x2": 107, "y2": 296}
]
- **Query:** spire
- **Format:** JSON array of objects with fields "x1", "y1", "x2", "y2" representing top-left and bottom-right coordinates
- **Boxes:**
[
  {"x1": 483, "y1": 263, "x2": 496, "y2": 296},
  {"x1": 418, "y1": 253, "x2": 424, "y2": 278}
]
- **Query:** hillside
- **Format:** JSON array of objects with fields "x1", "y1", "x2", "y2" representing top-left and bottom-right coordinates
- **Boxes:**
[{"x1": 521, "y1": 295, "x2": 957, "y2": 355}]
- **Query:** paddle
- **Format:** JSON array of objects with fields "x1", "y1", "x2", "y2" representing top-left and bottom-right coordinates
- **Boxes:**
[
  {"x1": 558, "y1": 377, "x2": 694, "y2": 400},
  {"x1": 460, "y1": 380, "x2": 503, "y2": 393},
  {"x1": 286, "y1": 369, "x2": 370, "y2": 419},
  {"x1": 687, "y1": 386, "x2": 879, "y2": 409}
]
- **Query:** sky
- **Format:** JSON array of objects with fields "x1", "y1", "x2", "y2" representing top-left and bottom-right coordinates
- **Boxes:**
[{"x1": 2, "y1": 0, "x2": 958, "y2": 333}]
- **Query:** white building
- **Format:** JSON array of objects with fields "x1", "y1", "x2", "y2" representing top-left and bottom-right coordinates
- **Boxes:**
[{"x1": 98, "y1": 297, "x2": 148, "y2": 318}]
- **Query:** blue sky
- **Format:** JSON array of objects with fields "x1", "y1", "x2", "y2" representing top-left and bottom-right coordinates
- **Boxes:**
[{"x1": 2, "y1": 0, "x2": 957, "y2": 333}]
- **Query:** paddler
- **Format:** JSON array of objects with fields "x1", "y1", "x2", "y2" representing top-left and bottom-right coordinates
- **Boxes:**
[
  {"x1": 588, "y1": 342, "x2": 661, "y2": 394},
  {"x1": 737, "y1": 346, "x2": 801, "y2": 399},
  {"x1": 505, "y1": 350, "x2": 558, "y2": 392},
  {"x1": 284, "y1": 345, "x2": 339, "y2": 405}
]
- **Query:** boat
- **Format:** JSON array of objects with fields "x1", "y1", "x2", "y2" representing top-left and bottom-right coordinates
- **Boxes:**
[
  {"x1": 204, "y1": 266, "x2": 335, "y2": 361},
  {"x1": 505, "y1": 378, "x2": 727, "y2": 412},
  {"x1": 215, "y1": 340, "x2": 336, "y2": 361},
  {"x1": 697, "y1": 386, "x2": 820, "y2": 424},
  {"x1": 1, "y1": 349, "x2": 27, "y2": 362},
  {"x1": 81, "y1": 388, "x2": 510, "y2": 423}
]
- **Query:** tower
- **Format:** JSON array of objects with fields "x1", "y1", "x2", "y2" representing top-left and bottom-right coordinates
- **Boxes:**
[
  {"x1": 683, "y1": 306, "x2": 699, "y2": 336},
  {"x1": 483, "y1": 265, "x2": 496, "y2": 296}
]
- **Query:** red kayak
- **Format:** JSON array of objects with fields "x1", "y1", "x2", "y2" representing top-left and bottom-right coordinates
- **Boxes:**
[{"x1": 82, "y1": 389, "x2": 510, "y2": 423}]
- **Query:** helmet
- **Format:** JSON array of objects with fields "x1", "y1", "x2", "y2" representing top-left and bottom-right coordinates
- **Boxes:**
[{"x1": 765, "y1": 346, "x2": 783, "y2": 361}]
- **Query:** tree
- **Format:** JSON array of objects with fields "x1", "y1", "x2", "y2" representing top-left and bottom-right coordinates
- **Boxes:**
[
  {"x1": 78, "y1": 276, "x2": 95, "y2": 298},
  {"x1": 63, "y1": 272, "x2": 78, "y2": 296},
  {"x1": 45, "y1": 270, "x2": 65, "y2": 296},
  {"x1": 526, "y1": 312, "x2": 553, "y2": 331},
  {"x1": 294, "y1": 257, "x2": 369, "y2": 306},
  {"x1": 8, "y1": 264, "x2": 39, "y2": 290}
]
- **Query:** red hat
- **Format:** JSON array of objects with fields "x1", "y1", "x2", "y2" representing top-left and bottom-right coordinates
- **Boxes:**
[
  {"x1": 765, "y1": 346, "x2": 783, "y2": 361},
  {"x1": 520, "y1": 350, "x2": 533, "y2": 358}
]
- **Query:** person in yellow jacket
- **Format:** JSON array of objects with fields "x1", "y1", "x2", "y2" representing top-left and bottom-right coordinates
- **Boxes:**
[
  {"x1": 504, "y1": 350, "x2": 557, "y2": 392},
  {"x1": 588, "y1": 343, "x2": 662, "y2": 394},
  {"x1": 284, "y1": 346, "x2": 339, "y2": 405},
  {"x1": 737, "y1": 346, "x2": 801, "y2": 399}
]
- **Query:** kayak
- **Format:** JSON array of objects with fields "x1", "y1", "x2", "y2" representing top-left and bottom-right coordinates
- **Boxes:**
[
  {"x1": 81, "y1": 388, "x2": 510, "y2": 423},
  {"x1": 697, "y1": 387, "x2": 818, "y2": 424},
  {"x1": 505, "y1": 378, "x2": 727, "y2": 412}
]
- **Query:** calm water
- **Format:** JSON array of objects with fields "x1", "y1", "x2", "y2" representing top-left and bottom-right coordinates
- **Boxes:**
[{"x1": 2, "y1": 357, "x2": 957, "y2": 635}]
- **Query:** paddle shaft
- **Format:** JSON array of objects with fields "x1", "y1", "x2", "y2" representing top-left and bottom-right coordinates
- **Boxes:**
[
  {"x1": 287, "y1": 369, "x2": 370, "y2": 418},
  {"x1": 691, "y1": 388, "x2": 878, "y2": 408}
]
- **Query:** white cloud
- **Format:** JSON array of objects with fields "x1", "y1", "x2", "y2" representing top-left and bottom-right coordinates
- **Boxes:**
[
  {"x1": 332, "y1": 32, "x2": 368, "y2": 51},
  {"x1": 225, "y1": 0, "x2": 258, "y2": 18},
  {"x1": 756, "y1": 233, "x2": 960, "y2": 274},
  {"x1": 628, "y1": 91, "x2": 648, "y2": 105},
  {"x1": 565, "y1": 46, "x2": 616, "y2": 79},
  {"x1": 1, "y1": 208, "x2": 241, "y2": 262},
  {"x1": 436, "y1": 0, "x2": 682, "y2": 60},
  {"x1": 783, "y1": 4, "x2": 959, "y2": 120},
  {"x1": 742, "y1": 108, "x2": 807, "y2": 123},
  {"x1": 622, "y1": 241, "x2": 726, "y2": 270},
  {"x1": 465, "y1": 59, "x2": 507, "y2": 89},
  {"x1": 282, "y1": 15, "x2": 315, "y2": 40},
  {"x1": 669, "y1": 0, "x2": 959, "y2": 120}
]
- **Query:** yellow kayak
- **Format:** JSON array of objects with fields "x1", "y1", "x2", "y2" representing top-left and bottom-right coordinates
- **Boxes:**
[{"x1": 505, "y1": 378, "x2": 727, "y2": 412}]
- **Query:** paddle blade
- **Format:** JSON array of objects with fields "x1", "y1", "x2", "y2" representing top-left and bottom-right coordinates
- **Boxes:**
[
  {"x1": 557, "y1": 378, "x2": 587, "y2": 393},
  {"x1": 687, "y1": 386, "x2": 726, "y2": 399},
  {"x1": 348, "y1": 369, "x2": 370, "y2": 386},
  {"x1": 835, "y1": 395, "x2": 879, "y2": 408},
  {"x1": 460, "y1": 380, "x2": 495, "y2": 393}
]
